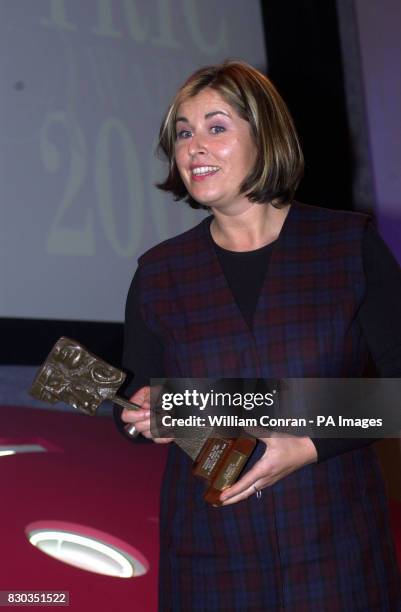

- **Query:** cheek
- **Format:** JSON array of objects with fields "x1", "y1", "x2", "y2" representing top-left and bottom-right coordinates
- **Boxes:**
[
  {"x1": 215, "y1": 143, "x2": 233, "y2": 160},
  {"x1": 225, "y1": 146, "x2": 252, "y2": 176},
  {"x1": 218, "y1": 136, "x2": 254, "y2": 170},
  {"x1": 173, "y1": 145, "x2": 182, "y2": 167},
  {"x1": 173, "y1": 148, "x2": 187, "y2": 178}
]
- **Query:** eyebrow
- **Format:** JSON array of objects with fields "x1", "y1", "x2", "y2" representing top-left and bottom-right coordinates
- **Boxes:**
[{"x1": 175, "y1": 110, "x2": 231, "y2": 123}]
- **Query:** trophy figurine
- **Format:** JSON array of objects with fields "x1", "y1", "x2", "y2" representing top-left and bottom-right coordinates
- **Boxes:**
[
  {"x1": 30, "y1": 337, "x2": 256, "y2": 506},
  {"x1": 29, "y1": 337, "x2": 140, "y2": 437}
]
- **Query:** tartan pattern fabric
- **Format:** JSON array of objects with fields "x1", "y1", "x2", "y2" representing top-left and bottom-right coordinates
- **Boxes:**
[{"x1": 138, "y1": 202, "x2": 401, "y2": 611}]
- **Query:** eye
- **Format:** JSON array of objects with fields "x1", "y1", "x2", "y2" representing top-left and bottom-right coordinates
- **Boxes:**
[
  {"x1": 210, "y1": 125, "x2": 225, "y2": 134},
  {"x1": 176, "y1": 129, "x2": 192, "y2": 140}
]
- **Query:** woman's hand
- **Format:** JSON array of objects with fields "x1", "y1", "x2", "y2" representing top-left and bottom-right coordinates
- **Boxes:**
[
  {"x1": 219, "y1": 433, "x2": 318, "y2": 506},
  {"x1": 121, "y1": 386, "x2": 173, "y2": 444}
]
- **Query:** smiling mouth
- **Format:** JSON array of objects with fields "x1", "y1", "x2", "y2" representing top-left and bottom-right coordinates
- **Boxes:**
[{"x1": 191, "y1": 166, "x2": 220, "y2": 177}]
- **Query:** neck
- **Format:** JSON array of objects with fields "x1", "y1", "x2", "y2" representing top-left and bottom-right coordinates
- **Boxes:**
[{"x1": 210, "y1": 201, "x2": 291, "y2": 252}]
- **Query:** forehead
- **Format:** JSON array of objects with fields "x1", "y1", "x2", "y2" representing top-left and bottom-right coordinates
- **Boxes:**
[{"x1": 177, "y1": 87, "x2": 235, "y2": 119}]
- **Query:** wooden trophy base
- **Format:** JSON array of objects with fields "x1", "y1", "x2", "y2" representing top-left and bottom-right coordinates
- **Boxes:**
[{"x1": 192, "y1": 435, "x2": 257, "y2": 506}]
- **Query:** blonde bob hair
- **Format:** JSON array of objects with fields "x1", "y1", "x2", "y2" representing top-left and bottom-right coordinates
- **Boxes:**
[{"x1": 156, "y1": 59, "x2": 304, "y2": 209}]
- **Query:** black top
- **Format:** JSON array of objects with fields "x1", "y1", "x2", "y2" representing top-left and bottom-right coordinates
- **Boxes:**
[{"x1": 119, "y1": 221, "x2": 401, "y2": 462}]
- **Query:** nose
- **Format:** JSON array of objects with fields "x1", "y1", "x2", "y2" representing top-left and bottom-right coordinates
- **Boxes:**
[{"x1": 187, "y1": 132, "x2": 207, "y2": 157}]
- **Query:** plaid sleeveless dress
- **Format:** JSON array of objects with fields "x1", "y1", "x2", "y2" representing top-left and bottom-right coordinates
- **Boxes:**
[{"x1": 137, "y1": 202, "x2": 401, "y2": 611}]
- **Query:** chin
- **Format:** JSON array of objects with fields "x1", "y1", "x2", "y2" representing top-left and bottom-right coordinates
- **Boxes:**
[{"x1": 188, "y1": 192, "x2": 220, "y2": 207}]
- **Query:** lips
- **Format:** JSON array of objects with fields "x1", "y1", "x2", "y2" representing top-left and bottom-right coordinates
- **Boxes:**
[{"x1": 191, "y1": 165, "x2": 220, "y2": 180}]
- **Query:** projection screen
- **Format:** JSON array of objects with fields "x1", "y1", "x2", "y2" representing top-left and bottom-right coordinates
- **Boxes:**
[{"x1": 0, "y1": 0, "x2": 267, "y2": 322}]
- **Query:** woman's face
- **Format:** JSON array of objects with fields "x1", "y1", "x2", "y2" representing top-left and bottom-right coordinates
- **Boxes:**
[{"x1": 174, "y1": 88, "x2": 257, "y2": 213}]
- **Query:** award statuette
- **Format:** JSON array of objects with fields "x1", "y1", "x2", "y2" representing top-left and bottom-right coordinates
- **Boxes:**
[
  {"x1": 29, "y1": 337, "x2": 141, "y2": 437},
  {"x1": 30, "y1": 337, "x2": 257, "y2": 506}
]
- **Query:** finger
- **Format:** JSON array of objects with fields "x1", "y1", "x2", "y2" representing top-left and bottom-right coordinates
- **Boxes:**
[
  {"x1": 132, "y1": 419, "x2": 152, "y2": 434},
  {"x1": 123, "y1": 420, "x2": 172, "y2": 441},
  {"x1": 122, "y1": 407, "x2": 149, "y2": 418},
  {"x1": 127, "y1": 399, "x2": 151, "y2": 412},
  {"x1": 129, "y1": 386, "x2": 150, "y2": 405},
  {"x1": 123, "y1": 417, "x2": 150, "y2": 434},
  {"x1": 220, "y1": 483, "x2": 257, "y2": 506},
  {"x1": 153, "y1": 437, "x2": 174, "y2": 444},
  {"x1": 121, "y1": 408, "x2": 150, "y2": 423},
  {"x1": 219, "y1": 462, "x2": 268, "y2": 502}
]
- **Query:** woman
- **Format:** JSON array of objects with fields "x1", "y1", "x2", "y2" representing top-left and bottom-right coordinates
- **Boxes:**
[{"x1": 118, "y1": 60, "x2": 401, "y2": 610}]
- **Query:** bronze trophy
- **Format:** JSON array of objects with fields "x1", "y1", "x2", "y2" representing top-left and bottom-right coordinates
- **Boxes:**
[
  {"x1": 30, "y1": 337, "x2": 256, "y2": 506},
  {"x1": 29, "y1": 337, "x2": 140, "y2": 437}
]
